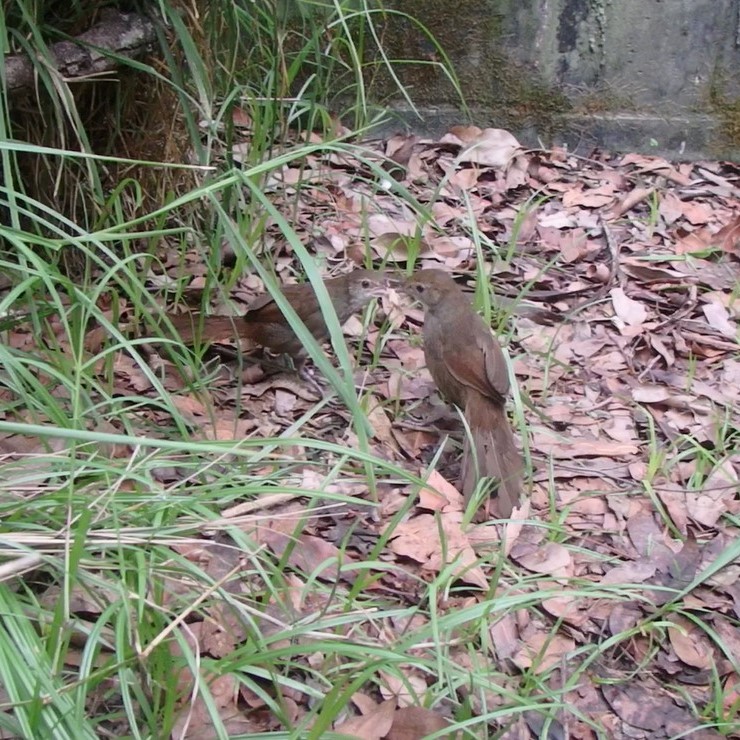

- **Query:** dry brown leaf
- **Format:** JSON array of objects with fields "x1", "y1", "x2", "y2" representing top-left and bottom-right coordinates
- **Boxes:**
[
  {"x1": 199, "y1": 604, "x2": 247, "y2": 658},
  {"x1": 388, "y1": 511, "x2": 488, "y2": 589},
  {"x1": 681, "y1": 200, "x2": 714, "y2": 226},
  {"x1": 446, "y1": 124, "x2": 483, "y2": 144},
  {"x1": 539, "y1": 593, "x2": 584, "y2": 621},
  {"x1": 378, "y1": 669, "x2": 427, "y2": 707},
  {"x1": 426, "y1": 234, "x2": 475, "y2": 260},
  {"x1": 539, "y1": 211, "x2": 577, "y2": 229},
  {"x1": 387, "y1": 371, "x2": 433, "y2": 402},
  {"x1": 429, "y1": 511, "x2": 491, "y2": 588},
  {"x1": 686, "y1": 481, "x2": 735, "y2": 527},
  {"x1": 610, "y1": 287, "x2": 648, "y2": 327},
  {"x1": 505, "y1": 154, "x2": 529, "y2": 190},
  {"x1": 390, "y1": 427, "x2": 438, "y2": 459},
  {"x1": 386, "y1": 133, "x2": 418, "y2": 167},
  {"x1": 370, "y1": 232, "x2": 427, "y2": 260},
  {"x1": 675, "y1": 225, "x2": 716, "y2": 254},
  {"x1": 488, "y1": 612, "x2": 519, "y2": 661},
  {"x1": 456, "y1": 128, "x2": 523, "y2": 168},
  {"x1": 274, "y1": 388, "x2": 297, "y2": 415},
  {"x1": 366, "y1": 396, "x2": 400, "y2": 452},
  {"x1": 659, "y1": 191, "x2": 685, "y2": 225},
  {"x1": 702, "y1": 301, "x2": 737, "y2": 338},
  {"x1": 430, "y1": 201, "x2": 462, "y2": 226},
  {"x1": 714, "y1": 215, "x2": 740, "y2": 255},
  {"x1": 511, "y1": 632, "x2": 576, "y2": 673},
  {"x1": 605, "y1": 186, "x2": 654, "y2": 219},
  {"x1": 533, "y1": 430, "x2": 639, "y2": 458},
  {"x1": 387, "y1": 706, "x2": 451, "y2": 740},
  {"x1": 649, "y1": 334, "x2": 676, "y2": 366},
  {"x1": 386, "y1": 514, "x2": 440, "y2": 562},
  {"x1": 41, "y1": 581, "x2": 119, "y2": 614},
  {"x1": 632, "y1": 385, "x2": 671, "y2": 403},
  {"x1": 601, "y1": 683, "x2": 665, "y2": 732},
  {"x1": 559, "y1": 230, "x2": 590, "y2": 262},
  {"x1": 704, "y1": 290, "x2": 740, "y2": 317},
  {"x1": 386, "y1": 369, "x2": 437, "y2": 401},
  {"x1": 417, "y1": 469, "x2": 462, "y2": 510},
  {"x1": 231, "y1": 106, "x2": 251, "y2": 127},
  {"x1": 448, "y1": 166, "x2": 481, "y2": 191},
  {"x1": 510, "y1": 542, "x2": 573, "y2": 577},
  {"x1": 683, "y1": 329, "x2": 740, "y2": 353},
  {"x1": 603, "y1": 414, "x2": 638, "y2": 444},
  {"x1": 625, "y1": 514, "x2": 676, "y2": 572},
  {"x1": 478, "y1": 492, "x2": 522, "y2": 544},
  {"x1": 261, "y1": 530, "x2": 357, "y2": 582},
  {"x1": 722, "y1": 674, "x2": 740, "y2": 715},
  {"x1": 367, "y1": 212, "x2": 419, "y2": 238},
  {"x1": 172, "y1": 674, "x2": 254, "y2": 739},
  {"x1": 620, "y1": 258, "x2": 685, "y2": 283},
  {"x1": 655, "y1": 484, "x2": 689, "y2": 534},
  {"x1": 203, "y1": 416, "x2": 257, "y2": 441},
  {"x1": 562, "y1": 185, "x2": 615, "y2": 209},
  {"x1": 600, "y1": 561, "x2": 657, "y2": 585},
  {"x1": 0, "y1": 431, "x2": 67, "y2": 458},
  {"x1": 334, "y1": 698, "x2": 396, "y2": 740},
  {"x1": 667, "y1": 616, "x2": 713, "y2": 670}
]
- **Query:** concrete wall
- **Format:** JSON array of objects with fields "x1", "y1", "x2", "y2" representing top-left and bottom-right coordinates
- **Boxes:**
[{"x1": 381, "y1": 0, "x2": 740, "y2": 159}]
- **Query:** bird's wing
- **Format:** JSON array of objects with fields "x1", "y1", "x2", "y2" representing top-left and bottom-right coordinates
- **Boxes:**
[
  {"x1": 479, "y1": 330, "x2": 510, "y2": 397},
  {"x1": 243, "y1": 291, "x2": 278, "y2": 325},
  {"x1": 245, "y1": 292, "x2": 274, "y2": 312},
  {"x1": 441, "y1": 325, "x2": 509, "y2": 404}
]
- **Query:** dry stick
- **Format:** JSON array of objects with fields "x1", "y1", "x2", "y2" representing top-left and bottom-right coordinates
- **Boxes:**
[
  {"x1": 646, "y1": 283, "x2": 698, "y2": 335},
  {"x1": 696, "y1": 167, "x2": 740, "y2": 198},
  {"x1": 0, "y1": 553, "x2": 44, "y2": 581}
]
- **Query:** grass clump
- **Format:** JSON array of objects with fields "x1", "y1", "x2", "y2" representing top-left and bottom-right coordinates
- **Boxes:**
[{"x1": 0, "y1": 1, "x2": 467, "y2": 734}]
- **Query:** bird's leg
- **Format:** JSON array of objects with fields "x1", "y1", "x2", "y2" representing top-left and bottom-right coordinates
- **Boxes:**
[
  {"x1": 259, "y1": 349, "x2": 298, "y2": 375},
  {"x1": 258, "y1": 349, "x2": 326, "y2": 397},
  {"x1": 296, "y1": 360, "x2": 328, "y2": 397}
]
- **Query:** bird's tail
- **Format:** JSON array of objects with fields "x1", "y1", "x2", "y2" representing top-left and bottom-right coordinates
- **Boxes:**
[
  {"x1": 462, "y1": 397, "x2": 523, "y2": 517},
  {"x1": 159, "y1": 314, "x2": 254, "y2": 348}
]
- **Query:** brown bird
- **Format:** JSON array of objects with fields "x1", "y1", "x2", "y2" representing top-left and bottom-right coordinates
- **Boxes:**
[
  {"x1": 404, "y1": 269, "x2": 523, "y2": 516},
  {"x1": 162, "y1": 269, "x2": 390, "y2": 370}
]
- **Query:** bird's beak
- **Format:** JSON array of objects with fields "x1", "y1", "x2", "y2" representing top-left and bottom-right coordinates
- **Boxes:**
[
  {"x1": 368, "y1": 282, "x2": 390, "y2": 298},
  {"x1": 383, "y1": 274, "x2": 404, "y2": 290}
]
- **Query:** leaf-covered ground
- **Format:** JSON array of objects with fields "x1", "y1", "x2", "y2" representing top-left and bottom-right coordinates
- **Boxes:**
[{"x1": 3, "y1": 125, "x2": 739, "y2": 737}]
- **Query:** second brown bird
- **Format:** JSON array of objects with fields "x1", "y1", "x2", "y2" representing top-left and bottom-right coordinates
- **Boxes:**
[
  {"x1": 404, "y1": 269, "x2": 523, "y2": 516},
  {"x1": 163, "y1": 269, "x2": 389, "y2": 369}
]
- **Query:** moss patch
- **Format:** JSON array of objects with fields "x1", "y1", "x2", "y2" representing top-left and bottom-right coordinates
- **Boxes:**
[{"x1": 708, "y1": 94, "x2": 740, "y2": 150}]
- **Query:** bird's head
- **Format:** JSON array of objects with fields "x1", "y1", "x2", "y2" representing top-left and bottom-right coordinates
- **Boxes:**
[
  {"x1": 338, "y1": 269, "x2": 394, "y2": 313},
  {"x1": 402, "y1": 269, "x2": 459, "y2": 309}
]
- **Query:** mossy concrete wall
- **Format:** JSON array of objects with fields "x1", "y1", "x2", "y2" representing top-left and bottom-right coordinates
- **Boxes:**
[{"x1": 381, "y1": 0, "x2": 740, "y2": 159}]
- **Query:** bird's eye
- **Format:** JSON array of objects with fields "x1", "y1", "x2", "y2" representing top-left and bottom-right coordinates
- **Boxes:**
[
  {"x1": 361, "y1": 279, "x2": 371, "y2": 289},
  {"x1": 415, "y1": 284, "x2": 424, "y2": 293}
]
